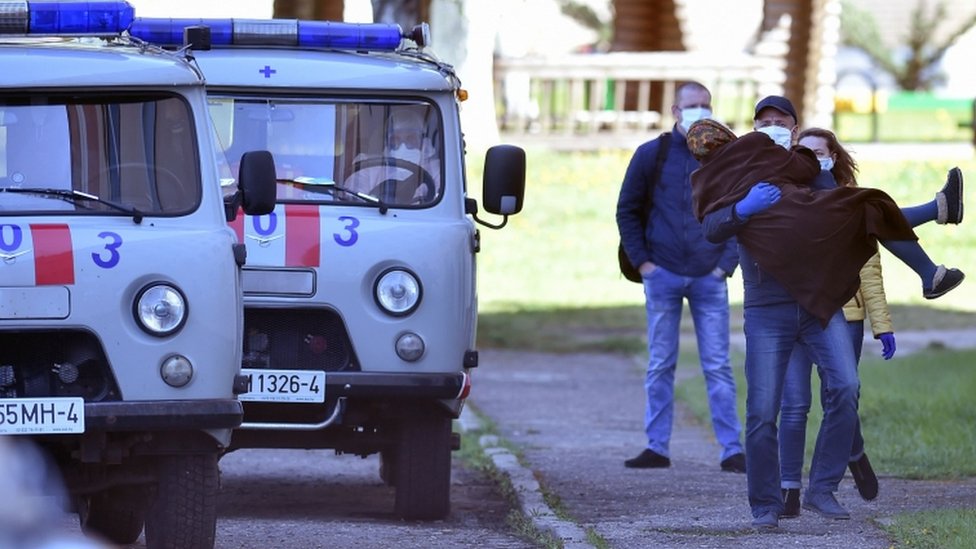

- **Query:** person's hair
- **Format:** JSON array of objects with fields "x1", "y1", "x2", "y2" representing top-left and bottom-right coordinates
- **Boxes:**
[
  {"x1": 797, "y1": 127, "x2": 858, "y2": 187},
  {"x1": 674, "y1": 81, "x2": 710, "y2": 103}
]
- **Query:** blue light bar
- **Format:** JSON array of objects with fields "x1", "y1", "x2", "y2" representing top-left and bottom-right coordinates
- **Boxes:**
[
  {"x1": 0, "y1": 0, "x2": 135, "y2": 35},
  {"x1": 129, "y1": 18, "x2": 405, "y2": 51}
]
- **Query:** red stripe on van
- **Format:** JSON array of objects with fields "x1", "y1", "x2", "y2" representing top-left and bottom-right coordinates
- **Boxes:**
[
  {"x1": 285, "y1": 204, "x2": 320, "y2": 267},
  {"x1": 31, "y1": 224, "x2": 75, "y2": 285},
  {"x1": 228, "y1": 209, "x2": 244, "y2": 243}
]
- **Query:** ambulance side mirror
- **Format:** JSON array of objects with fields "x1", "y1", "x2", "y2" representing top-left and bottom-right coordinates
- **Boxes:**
[
  {"x1": 482, "y1": 144, "x2": 525, "y2": 216},
  {"x1": 234, "y1": 150, "x2": 277, "y2": 218}
]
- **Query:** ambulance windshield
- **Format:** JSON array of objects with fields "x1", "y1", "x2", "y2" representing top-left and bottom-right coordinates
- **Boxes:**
[
  {"x1": 208, "y1": 98, "x2": 443, "y2": 208},
  {"x1": 0, "y1": 94, "x2": 201, "y2": 216}
]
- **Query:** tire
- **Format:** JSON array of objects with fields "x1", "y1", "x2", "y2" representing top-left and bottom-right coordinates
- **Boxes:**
[
  {"x1": 79, "y1": 485, "x2": 148, "y2": 544},
  {"x1": 379, "y1": 448, "x2": 398, "y2": 486},
  {"x1": 143, "y1": 453, "x2": 219, "y2": 549},
  {"x1": 393, "y1": 410, "x2": 452, "y2": 520}
]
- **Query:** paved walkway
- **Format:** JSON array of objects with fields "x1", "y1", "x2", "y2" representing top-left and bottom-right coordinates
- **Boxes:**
[{"x1": 467, "y1": 341, "x2": 976, "y2": 548}]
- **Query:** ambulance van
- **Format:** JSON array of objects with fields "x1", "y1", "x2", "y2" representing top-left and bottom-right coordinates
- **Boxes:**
[
  {"x1": 130, "y1": 17, "x2": 526, "y2": 520},
  {"x1": 0, "y1": 3, "x2": 273, "y2": 547}
]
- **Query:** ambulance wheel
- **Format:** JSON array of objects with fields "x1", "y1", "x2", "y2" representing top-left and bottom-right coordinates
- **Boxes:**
[
  {"x1": 78, "y1": 485, "x2": 148, "y2": 544},
  {"x1": 144, "y1": 453, "x2": 219, "y2": 549},
  {"x1": 393, "y1": 409, "x2": 452, "y2": 520},
  {"x1": 379, "y1": 447, "x2": 398, "y2": 486}
]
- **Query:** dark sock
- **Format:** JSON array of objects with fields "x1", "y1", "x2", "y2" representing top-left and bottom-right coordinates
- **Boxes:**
[{"x1": 880, "y1": 239, "x2": 937, "y2": 288}]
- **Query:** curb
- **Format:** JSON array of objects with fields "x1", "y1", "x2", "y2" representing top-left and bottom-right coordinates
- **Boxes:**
[{"x1": 457, "y1": 406, "x2": 594, "y2": 549}]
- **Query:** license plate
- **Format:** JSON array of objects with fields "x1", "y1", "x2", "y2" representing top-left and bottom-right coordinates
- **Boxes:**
[
  {"x1": 240, "y1": 369, "x2": 325, "y2": 403},
  {"x1": 0, "y1": 397, "x2": 85, "y2": 435}
]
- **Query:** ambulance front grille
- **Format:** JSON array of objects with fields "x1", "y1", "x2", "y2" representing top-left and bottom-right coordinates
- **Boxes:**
[
  {"x1": 242, "y1": 307, "x2": 358, "y2": 372},
  {"x1": 0, "y1": 331, "x2": 119, "y2": 401}
]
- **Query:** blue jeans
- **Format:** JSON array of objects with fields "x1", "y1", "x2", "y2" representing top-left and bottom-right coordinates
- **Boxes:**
[
  {"x1": 743, "y1": 304, "x2": 859, "y2": 517},
  {"x1": 642, "y1": 267, "x2": 743, "y2": 461},
  {"x1": 780, "y1": 321, "x2": 866, "y2": 489}
]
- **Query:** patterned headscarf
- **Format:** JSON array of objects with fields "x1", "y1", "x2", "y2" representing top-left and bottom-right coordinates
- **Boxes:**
[{"x1": 686, "y1": 119, "x2": 737, "y2": 162}]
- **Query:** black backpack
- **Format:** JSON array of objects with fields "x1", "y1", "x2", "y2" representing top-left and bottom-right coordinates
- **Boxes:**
[{"x1": 618, "y1": 132, "x2": 671, "y2": 283}]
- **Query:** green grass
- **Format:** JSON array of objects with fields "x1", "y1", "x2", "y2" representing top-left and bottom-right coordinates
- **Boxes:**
[
  {"x1": 835, "y1": 110, "x2": 973, "y2": 142},
  {"x1": 882, "y1": 508, "x2": 976, "y2": 549},
  {"x1": 676, "y1": 348, "x2": 976, "y2": 479}
]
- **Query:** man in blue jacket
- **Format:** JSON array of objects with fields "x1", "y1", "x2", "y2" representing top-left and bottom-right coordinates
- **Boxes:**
[
  {"x1": 616, "y1": 81, "x2": 744, "y2": 473},
  {"x1": 700, "y1": 95, "x2": 861, "y2": 530}
]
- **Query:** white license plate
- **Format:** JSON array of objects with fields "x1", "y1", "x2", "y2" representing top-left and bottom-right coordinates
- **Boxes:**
[
  {"x1": 0, "y1": 397, "x2": 85, "y2": 435},
  {"x1": 240, "y1": 369, "x2": 325, "y2": 403}
]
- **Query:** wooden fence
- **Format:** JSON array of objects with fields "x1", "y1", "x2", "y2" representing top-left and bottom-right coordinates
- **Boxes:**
[{"x1": 493, "y1": 50, "x2": 784, "y2": 150}]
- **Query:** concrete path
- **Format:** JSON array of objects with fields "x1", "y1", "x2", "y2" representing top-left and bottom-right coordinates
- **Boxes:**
[{"x1": 467, "y1": 344, "x2": 976, "y2": 548}]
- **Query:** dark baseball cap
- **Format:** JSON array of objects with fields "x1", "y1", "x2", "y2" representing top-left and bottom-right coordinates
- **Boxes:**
[{"x1": 754, "y1": 95, "x2": 798, "y2": 123}]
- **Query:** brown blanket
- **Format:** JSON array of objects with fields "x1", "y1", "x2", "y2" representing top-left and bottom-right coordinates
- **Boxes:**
[{"x1": 691, "y1": 131, "x2": 917, "y2": 325}]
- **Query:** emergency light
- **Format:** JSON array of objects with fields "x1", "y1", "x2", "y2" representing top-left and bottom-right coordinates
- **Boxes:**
[
  {"x1": 128, "y1": 18, "x2": 424, "y2": 52},
  {"x1": 0, "y1": 0, "x2": 134, "y2": 35}
]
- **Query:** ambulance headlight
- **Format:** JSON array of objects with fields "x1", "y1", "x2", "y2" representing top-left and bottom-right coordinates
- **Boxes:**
[
  {"x1": 374, "y1": 268, "x2": 421, "y2": 317},
  {"x1": 134, "y1": 284, "x2": 187, "y2": 336}
]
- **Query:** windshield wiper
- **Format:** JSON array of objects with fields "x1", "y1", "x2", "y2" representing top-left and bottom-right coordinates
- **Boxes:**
[
  {"x1": 0, "y1": 187, "x2": 144, "y2": 224},
  {"x1": 282, "y1": 177, "x2": 390, "y2": 214}
]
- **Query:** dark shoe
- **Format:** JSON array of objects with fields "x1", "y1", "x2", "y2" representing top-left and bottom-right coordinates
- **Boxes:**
[
  {"x1": 751, "y1": 511, "x2": 778, "y2": 530},
  {"x1": 849, "y1": 453, "x2": 879, "y2": 501},
  {"x1": 624, "y1": 449, "x2": 670, "y2": 468},
  {"x1": 720, "y1": 453, "x2": 746, "y2": 473},
  {"x1": 936, "y1": 167, "x2": 963, "y2": 224},
  {"x1": 780, "y1": 488, "x2": 801, "y2": 518},
  {"x1": 924, "y1": 265, "x2": 965, "y2": 299},
  {"x1": 802, "y1": 491, "x2": 850, "y2": 520}
]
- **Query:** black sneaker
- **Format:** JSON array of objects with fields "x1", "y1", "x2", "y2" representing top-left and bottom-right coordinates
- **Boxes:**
[
  {"x1": 924, "y1": 265, "x2": 965, "y2": 299},
  {"x1": 780, "y1": 488, "x2": 801, "y2": 518},
  {"x1": 624, "y1": 449, "x2": 671, "y2": 468},
  {"x1": 849, "y1": 453, "x2": 879, "y2": 501},
  {"x1": 936, "y1": 167, "x2": 963, "y2": 224},
  {"x1": 720, "y1": 453, "x2": 746, "y2": 473}
]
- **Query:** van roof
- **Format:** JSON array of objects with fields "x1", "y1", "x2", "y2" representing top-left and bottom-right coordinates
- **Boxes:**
[
  {"x1": 192, "y1": 48, "x2": 457, "y2": 93},
  {"x1": 0, "y1": 39, "x2": 202, "y2": 88}
]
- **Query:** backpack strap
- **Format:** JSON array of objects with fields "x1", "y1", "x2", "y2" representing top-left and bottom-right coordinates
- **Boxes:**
[{"x1": 640, "y1": 131, "x2": 671, "y2": 216}]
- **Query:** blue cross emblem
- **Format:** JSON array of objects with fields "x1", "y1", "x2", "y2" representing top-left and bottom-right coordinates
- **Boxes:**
[{"x1": 258, "y1": 65, "x2": 276, "y2": 78}]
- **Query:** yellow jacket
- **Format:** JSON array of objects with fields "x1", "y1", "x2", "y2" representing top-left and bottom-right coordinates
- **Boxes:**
[{"x1": 842, "y1": 252, "x2": 893, "y2": 336}]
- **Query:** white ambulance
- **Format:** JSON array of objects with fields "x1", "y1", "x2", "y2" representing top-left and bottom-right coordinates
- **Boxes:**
[
  {"x1": 130, "y1": 17, "x2": 526, "y2": 520},
  {"x1": 0, "y1": 3, "x2": 273, "y2": 548}
]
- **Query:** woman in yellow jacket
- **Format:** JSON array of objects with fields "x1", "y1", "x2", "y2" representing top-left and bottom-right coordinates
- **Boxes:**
[{"x1": 778, "y1": 128, "x2": 896, "y2": 518}]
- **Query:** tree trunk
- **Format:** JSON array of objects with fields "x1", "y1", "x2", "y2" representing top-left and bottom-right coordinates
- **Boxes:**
[
  {"x1": 759, "y1": 0, "x2": 814, "y2": 119},
  {"x1": 273, "y1": 0, "x2": 344, "y2": 20},
  {"x1": 429, "y1": 0, "x2": 500, "y2": 151},
  {"x1": 611, "y1": 0, "x2": 683, "y2": 52},
  {"x1": 372, "y1": 0, "x2": 429, "y2": 29}
]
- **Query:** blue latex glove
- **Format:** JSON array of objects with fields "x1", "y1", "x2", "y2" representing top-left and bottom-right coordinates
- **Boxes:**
[
  {"x1": 879, "y1": 332, "x2": 896, "y2": 360},
  {"x1": 735, "y1": 182, "x2": 782, "y2": 218}
]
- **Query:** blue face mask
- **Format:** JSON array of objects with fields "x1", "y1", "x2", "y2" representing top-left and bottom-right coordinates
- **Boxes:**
[
  {"x1": 679, "y1": 107, "x2": 712, "y2": 133},
  {"x1": 819, "y1": 157, "x2": 834, "y2": 172}
]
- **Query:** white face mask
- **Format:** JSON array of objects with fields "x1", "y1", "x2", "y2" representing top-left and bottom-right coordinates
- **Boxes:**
[
  {"x1": 391, "y1": 143, "x2": 423, "y2": 166},
  {"x1": 819, "y1": 157, "x2": 835, "y2": 172},
  {"x1": 756, "y1": 125, "x2": 793, "y2": 150},
  {"x1": 679, "y1": 107, "x2": 712, "y2": 133}
]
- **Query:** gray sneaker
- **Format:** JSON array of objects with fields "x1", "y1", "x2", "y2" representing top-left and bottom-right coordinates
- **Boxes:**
[
  {"x1": 802, "y1": 491, "x2": 850, "y2": 520},
  {"x1": 751, "y1": 511, "x2": 779, "y2": 531},
  {"x1": 936, "y1": 167, "x2": 963, "y2": 224},
  {"x1": 924, "y1": 265, "x2": 965, "y2": 300}
]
